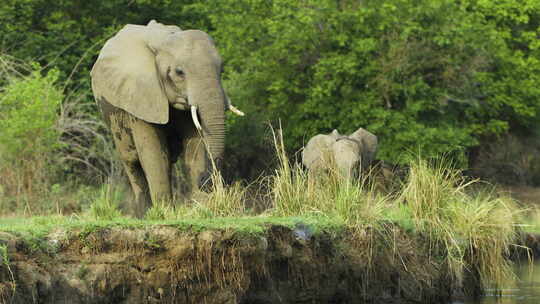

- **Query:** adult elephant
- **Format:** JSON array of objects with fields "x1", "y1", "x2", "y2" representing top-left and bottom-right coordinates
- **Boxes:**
[
  {"x1": 91, "y1": 20, "x2": 244, "y2": 217},
  {"x1": 302, "y1": 128, "x2": 378, "y2": 179}
]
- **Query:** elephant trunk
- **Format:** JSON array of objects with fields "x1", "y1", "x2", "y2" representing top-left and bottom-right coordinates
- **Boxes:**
[
  {"x1": 188, "y1": 79, "x2": 226, "y2": 167},
  {"x1": 200, "y1": 104, "x2": 225, "y2": 165}
]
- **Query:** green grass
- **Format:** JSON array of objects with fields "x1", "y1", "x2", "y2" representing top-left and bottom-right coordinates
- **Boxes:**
[
  {"x1": 0, "y1": 214, "x2": 343, "y2": 239},
  {"x1": 88, "y1": 184, "x2": 123, "y2": 220},
  {"x1": 0, "y1": 242, "x2": 15, "y2": 286}
]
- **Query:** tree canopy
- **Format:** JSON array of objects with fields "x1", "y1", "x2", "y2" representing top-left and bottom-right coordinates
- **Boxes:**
[{"x1": 1, "y1": 0, "x2": 539, "y2": 171}]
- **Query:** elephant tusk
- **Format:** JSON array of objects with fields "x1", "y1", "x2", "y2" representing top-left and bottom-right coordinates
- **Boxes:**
[
  {"x1": 225, "y1": 94, "x2": 245, "y2": 116},
  {"x1": 191, "y1": 105, "x2": 203, "y2": 131},
  {"x1": 229, "y1": 104, "x2": 245, "y2": 116}
]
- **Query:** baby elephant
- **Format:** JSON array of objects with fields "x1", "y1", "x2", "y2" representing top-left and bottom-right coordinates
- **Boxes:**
[{"x1": 302, "y1": 128, "x2": 378, "y2": 179}]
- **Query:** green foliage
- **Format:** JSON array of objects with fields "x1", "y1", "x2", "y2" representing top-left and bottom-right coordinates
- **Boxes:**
[
  {"x1": 0, "y1": 244, "x2": 8, "y2": 267},
  {"x1": 194, "y1": 0, "x2": 540, "y2": 165},
  {"x1": 88, "y1": 184, "x2": 123, "y2": 220},
  {"x1": 145, "y1": 201, "x2": 175, "y2": 221},
  {"x1": 0, "y1": 0, "x2": 209, "y2": 89},
  {"x1": 0, "y1": 66, "x2": 63, "y2": 161},
  {"x1": 0, "y1": 63, "x2": 64, "y2": 205}
]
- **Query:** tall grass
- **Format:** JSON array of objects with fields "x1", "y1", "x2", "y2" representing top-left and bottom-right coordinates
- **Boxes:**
[
  {"x1": 88, "y1": 183, "x2": 123, "y2": 220},
  {"x1": 200, "y1": 169, "x2": 247, "y2": 217},
  {"x1": 399, "y1": 157, "x2": 520, "y2": 289},
  {"x1": 270, "y1": 131, "x2": 520, "y2": 290},
  {"x1": 270, "y1": 127, "x2": 388, "y2": 227},
  {"x1": 144, "y1": 168, "x2": 248, "y2": 220}
]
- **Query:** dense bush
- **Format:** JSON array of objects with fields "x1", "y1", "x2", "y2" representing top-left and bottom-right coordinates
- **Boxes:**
[
  {"x1": 195, "y1": 0, "x2": 540, "y2": 166},
  {"x1": 0, "y1": 0, "x2": 539, "y2": 187},
  {"x1": 0, "y1": 63, "x2": 63, "y2": 200}
]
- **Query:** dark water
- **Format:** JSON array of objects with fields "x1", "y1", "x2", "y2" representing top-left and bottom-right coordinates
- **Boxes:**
[{"x1": 454, "y1": 261, "x2": 540, "y2": 304}]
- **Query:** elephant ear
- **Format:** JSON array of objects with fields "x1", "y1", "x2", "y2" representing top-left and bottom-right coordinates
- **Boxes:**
[
  {"x1": 147, "y1": 20, "x2": 182, "y2": 32},
  {"x1": 330, "y1": 129, "x2": 341, "y2": 138},
  {"x1": 91, "y1": 24, "x2": 169, "y2": 124},
  {"x1": 350, "y1": 128, "x2": 378, "y2": 166}
]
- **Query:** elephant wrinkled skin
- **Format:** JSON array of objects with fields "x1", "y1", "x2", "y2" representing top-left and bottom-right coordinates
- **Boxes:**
[
  {"x1": 302, "y1": 128, "x2": 378, "y2": 179},
  {"x1": 90, "y1": 20, "x2": 243, "y2": 217}
]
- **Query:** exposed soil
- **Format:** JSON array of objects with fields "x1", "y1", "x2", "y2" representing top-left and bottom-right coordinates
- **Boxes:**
[{"x1": 0, "y1": 224, "x2": 482, "y2": 304}]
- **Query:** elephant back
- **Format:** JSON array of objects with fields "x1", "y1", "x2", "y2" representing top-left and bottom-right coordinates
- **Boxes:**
[{"x1": 302, "y1": 133, "x2": 337, "y2": 169}]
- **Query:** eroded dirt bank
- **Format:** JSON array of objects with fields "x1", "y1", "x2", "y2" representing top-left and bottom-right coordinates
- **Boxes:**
[{"x1": 0, "y1": 224, "x2": 481, "y2": 304}]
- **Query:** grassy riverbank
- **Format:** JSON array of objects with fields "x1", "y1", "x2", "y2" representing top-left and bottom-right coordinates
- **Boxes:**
[{"x1": 1, "y1": 139, "x2": 526, "y2": 299}]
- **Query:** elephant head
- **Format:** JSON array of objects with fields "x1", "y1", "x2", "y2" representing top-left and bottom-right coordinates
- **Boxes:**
[
  {"x1": 91, "y1": 20, "x2": 243, "y2": 169},
  {"x1": 302, "y1": 128, "x2": 378, "y2": 179}
]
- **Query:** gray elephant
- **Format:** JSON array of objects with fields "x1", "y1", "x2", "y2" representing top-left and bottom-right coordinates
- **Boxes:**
[
  {"x1": 90, "y1": 20, "x2": 244, "y2": 217},
  {"x1": 302, "y1": 128, "x2": 378, "y2": 179}
]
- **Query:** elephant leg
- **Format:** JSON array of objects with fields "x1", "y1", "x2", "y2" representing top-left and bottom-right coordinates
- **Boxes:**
[
  {"x1": 181, "y1": 128, "x2": 210, "y2": 195},
  {"x1": 122, "y1": 161, "x2": 151, "y2": 217},
  {"x1": 109, "y1": 114, "x2": 151, "y2": 217},
  {"x1": 131, "y1": 119, "x2": 173, "y2": 207}
]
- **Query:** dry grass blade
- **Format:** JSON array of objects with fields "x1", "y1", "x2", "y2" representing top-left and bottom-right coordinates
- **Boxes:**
[{"x1": 200, "y1": 169, "x2": 247, "y2": 218}]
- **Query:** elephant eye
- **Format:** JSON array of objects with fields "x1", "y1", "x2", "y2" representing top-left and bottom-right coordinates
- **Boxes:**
[{"x1": 175, "y1": 68, "x2": 185, "y2": 76}]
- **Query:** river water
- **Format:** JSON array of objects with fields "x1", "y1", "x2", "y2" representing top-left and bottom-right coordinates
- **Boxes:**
[{"x1": 454, "y1": 260, "x2": 540, "y2": 304}]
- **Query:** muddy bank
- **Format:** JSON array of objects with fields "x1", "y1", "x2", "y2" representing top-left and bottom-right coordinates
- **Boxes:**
[{"x1": 0, "y1": 224, "x2": 479, "y2": 304}]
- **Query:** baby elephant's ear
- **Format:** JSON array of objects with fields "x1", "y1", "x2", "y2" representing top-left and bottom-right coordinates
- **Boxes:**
[
  {"x1": 350, "y1": 128, "x2": 378, "y2": 162},
  {"x1": 91, "y1": 24, "x2": 169, "y2": 124},
  {"x1": 147, "y1": 20, "x2": 182, "y2": 32}
]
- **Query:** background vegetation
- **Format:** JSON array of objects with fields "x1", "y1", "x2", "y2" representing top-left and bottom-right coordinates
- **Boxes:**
[{"x1": 1, "y1": 0, "x2": 539, "y2": 214}]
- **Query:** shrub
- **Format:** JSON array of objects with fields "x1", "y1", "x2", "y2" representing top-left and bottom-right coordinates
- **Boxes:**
[{"x1": 0, "y1": 63, "x2": 63, "y2": 207}]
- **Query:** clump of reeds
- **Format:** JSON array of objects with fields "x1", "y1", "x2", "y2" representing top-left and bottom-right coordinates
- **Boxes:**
[
  {"x1": 193, "y1": 169, "x2": 248, "y2": 218},
  {"x1": 269, "y1": 127, "x2": 314, "y2": 216},
  {"x1": 399, "y1": 156, "x2": 520, "y2": 290}
]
